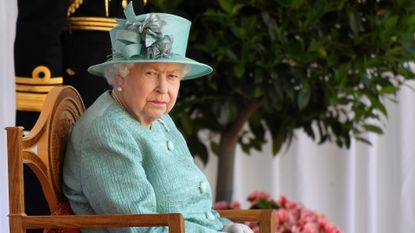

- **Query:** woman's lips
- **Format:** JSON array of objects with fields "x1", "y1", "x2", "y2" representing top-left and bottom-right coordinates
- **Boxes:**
[{"x1": 149, "y1": 100, "x2": 166, "y2": 105}]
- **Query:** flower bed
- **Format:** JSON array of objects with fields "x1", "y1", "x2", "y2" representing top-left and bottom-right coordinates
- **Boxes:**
[{"x1": 214, "y1": 192, "x2": 342, "y2": 233}]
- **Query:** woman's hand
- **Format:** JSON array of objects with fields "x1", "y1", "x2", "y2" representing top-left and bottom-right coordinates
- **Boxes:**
[{"x1": 221, "y1": 223, "x2": 254, "y2": 233}]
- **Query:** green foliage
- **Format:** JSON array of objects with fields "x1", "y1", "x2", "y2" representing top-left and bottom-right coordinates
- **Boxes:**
[{"x1": 148, "y1": 0, "x2": 415, "y2": 162}]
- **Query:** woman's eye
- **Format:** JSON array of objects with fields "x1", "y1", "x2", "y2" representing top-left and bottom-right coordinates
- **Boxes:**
[
  {"x1": 168, "y1": 74, "x2": 179, "y2": 80},
  {"x1": 145, "y1": 71, "x2": 158, "y2": 76}
]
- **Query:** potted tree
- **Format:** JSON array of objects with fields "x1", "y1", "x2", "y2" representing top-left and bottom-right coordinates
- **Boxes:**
[{"x1": 148, "y1": 0, "x2": 415, "y2": 202}]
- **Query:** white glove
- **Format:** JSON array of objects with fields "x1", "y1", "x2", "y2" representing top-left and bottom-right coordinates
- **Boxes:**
[{"x1": 221, "y1": 223, "x2": 254, "y2": 233}]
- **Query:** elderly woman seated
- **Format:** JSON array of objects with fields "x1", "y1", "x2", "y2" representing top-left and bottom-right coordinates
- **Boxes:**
[{"x1": 62, "y1": 3, "x2": 252, "y2": 233}]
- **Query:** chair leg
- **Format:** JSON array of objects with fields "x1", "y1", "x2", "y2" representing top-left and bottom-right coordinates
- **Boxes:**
[
  {"x1": 259, "y1": 210, "x2": 275, "y2": 233},
  {"x1": 167, "y1": 213, "x2": 185, "y2": 233},
  {"x1": 10, "y1": 216, "x2": 25, "y2": 233}
]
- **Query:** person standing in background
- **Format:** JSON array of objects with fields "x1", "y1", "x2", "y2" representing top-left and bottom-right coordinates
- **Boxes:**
[
  {"x1": 14, "y1": 1, "x2": 145, "y2": 232},
  {"x1": 15, "y1": 0, "x2": 145, "y2": 128},
  {"x1": 62, "y1": 0, "x2": 145, "y2": 108}
]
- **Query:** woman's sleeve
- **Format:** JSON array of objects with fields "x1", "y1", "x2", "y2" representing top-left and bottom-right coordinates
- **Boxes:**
[
  {"x1": 204, "y1": 209, "x2": 232, "y2": 227},
  {"x1": 80, "y1": 120, "x2": 166, "y2": 233}
]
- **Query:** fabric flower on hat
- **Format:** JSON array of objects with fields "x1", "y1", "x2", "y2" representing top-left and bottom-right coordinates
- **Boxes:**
[
  {"x1": 124, "y1": 13, "x2": 173, "y2": 59},
  {"x1": 111, "y1": 11, "x2": 173, "y2": 61}
]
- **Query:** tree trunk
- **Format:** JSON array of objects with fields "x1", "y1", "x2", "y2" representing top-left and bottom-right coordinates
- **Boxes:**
[
  {"x1": 215, "y1": 101, "x2": 260, "y2": 202},
  {"x1": 215, "y1": 131, "x2": 238, "y2": 202}
]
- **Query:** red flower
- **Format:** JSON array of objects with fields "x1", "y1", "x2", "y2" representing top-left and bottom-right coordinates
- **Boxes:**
[
  {"x1": 245, "y1": 221, "x2": 257, "y2": 228},
  {"x1": 276, "y1": 209, "x2": 289, "y2": 222},
  {"x1": 230, "y1": 201, "x2": 241, "y2": 209},
  {"x1": 247, "y1": 191, "x2": 272, "y2": 203},
  {"x1": 302, "y1": 222, "x2": 318, "y2": 233},
  {"x1": 279, "y1": 195, "x2": 288, "y2": 206},
  {"x1": 214, "y1": 193, "x2": 342, "y2": 233},
  {"x1": 213, "y1": 201, "x2": 229, "y2": 210}
]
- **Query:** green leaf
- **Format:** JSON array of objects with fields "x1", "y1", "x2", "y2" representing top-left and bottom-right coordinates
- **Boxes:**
[
  {"x1": 181, "y1": 113, "x2": 193, "y2": 135},
  {"x1": 348, "y1": 11, "x2": 361, "y2": 36},
  {"x1": 308, "y1": 39, "x2": 327, "y2": 57},
  {"x1": 303, "y1": 124, "x2": 315, "y2": 140},
  {"x1": 367, "y1": 94, "x2": 388, "y2": 117},
  {"x1": 363, "y1": 124, "x2": 383, "y2": 134},
  {"x1": 379, "y1": 86, "x2": 399, "y2": 94},
  {"x1": 225, "y1": 49, "x2": 238, "y2": 62},
  {"x1": 231, "y1": 3, "x2": 245, "y2": 16},
  {"x1": 218, "y1": 0, "x2": 233, "y2": 14},
  {"x1": 279, "y1": 0, "x2": 306, "y2": 8},
  {"x1": 270, "y1": 129, "x2": 286, "y2": 155},
  {"x1": 254, "y1": 86, "x2": 264, "y2": 98},
  {"x1": 355, "y1": 136, "x2": 373, "y2": 145},
  {"x1": 297, "y1": 82, "x2": 311, "y2": 110},
  {"x1": 188, "y1": 135, "x2": 209, "y2": 164},
  {"x1": 210, "y1": 141, "x2": 220, "y2": 155},
  {"x1": 385, "y1": 16, "x2": 399, "y2": 30},
  {"x1": 233, "y1": 63, "x2": 245, "y2": 78}
]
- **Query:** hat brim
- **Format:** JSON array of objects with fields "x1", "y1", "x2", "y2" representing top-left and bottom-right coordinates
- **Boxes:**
[{"x1": 88, "y1": 54, "x2": 213, "y2": 80}]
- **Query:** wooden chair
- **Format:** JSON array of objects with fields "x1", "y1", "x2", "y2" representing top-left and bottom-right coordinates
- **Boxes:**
[{"x1": 7, "y1": 86, "x2": 275, "y2": 233}]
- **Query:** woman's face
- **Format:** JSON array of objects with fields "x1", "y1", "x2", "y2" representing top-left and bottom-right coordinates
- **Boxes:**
[{"x1": 116, "y1": 62, "x2": 184, "y2": 127}]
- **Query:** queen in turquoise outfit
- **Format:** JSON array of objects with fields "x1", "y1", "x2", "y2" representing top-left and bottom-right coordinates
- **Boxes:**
[{"x1": 62, "y1": 3, "x2": 253, "y2": 233}]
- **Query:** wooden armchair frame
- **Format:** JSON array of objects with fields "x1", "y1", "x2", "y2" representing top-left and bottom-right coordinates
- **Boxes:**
[{"x1": 7, "y1": 86, "x2": 275, "y2": 233}]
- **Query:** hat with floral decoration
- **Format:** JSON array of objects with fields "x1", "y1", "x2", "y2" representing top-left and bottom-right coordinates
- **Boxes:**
[{"x1": 88, "y1": 2, "x2": 212, "y2": 80}]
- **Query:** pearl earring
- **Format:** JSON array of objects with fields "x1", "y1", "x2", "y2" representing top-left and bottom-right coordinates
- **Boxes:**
[{"x1": 117, "y1": 87, "x2": 122, "y2": 92}]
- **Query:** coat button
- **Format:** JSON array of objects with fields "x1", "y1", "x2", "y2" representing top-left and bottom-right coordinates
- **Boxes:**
[
  {"x1": 199, "y1": 181, "x2": 208, "y2": 193},
  {"x1": 167, "y1": 140, "x2": 174, "y2": 151},
  {"x1": 205, "y1": 211, "x2": 215, "y2": 220}
]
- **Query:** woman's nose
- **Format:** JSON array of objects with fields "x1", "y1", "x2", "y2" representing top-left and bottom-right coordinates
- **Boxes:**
[{"x1": 156, "y1": 76, "x2": 168, "y2": 93}]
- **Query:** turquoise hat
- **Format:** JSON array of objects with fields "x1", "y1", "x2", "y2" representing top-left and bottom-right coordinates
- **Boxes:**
[{"x1": 88, "y1": 2, "x2": 212, "y2": 80}]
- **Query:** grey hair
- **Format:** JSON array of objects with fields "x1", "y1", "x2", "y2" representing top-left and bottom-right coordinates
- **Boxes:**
[
  {"x1": 103, "y1": 63, "x2": 191, "y2": 87},
  {"x1": 104, "y1": 63, "x2": 135, "y2": 87},
  {"x1": 182, "y1": 65, "x2": 191, "y2": 77}
]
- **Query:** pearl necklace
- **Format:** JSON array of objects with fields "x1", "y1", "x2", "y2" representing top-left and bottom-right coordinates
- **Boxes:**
[
  {"x1": 111, "y1": 90, "x2": 129, "y2": 113},
  {"x1": 111, "y1": 90, "x2": 167, "y2": 130},
  {"x1": 111, "y1": 90, "x2": 154, "y2": 128}
]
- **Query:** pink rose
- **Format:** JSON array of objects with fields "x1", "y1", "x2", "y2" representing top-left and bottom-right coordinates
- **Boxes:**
[
  {"x1": 245, "y1": 221, "x2": 257, "y2": 228},
  {"x1": 230, "y1": 201, "x2": 241, "y2": 209},
  {"x1": 301, "y1": 222, "x2": 318, "y2": 233},
  {"x1": 324, "y1": 224, "x2": 342, "y2": 233},
  {"x1": 279, "y1": 195, "x2": 288, "y2": 206},
  {"x1": 213, "y1": 201, "x2": 228, "y2": 210},
  {"x1": 247, "y1": 191, "x2": 272, "y2": 203},
  {"x1": 276, "y1": 209, "x2": 289, "y2": 222}
]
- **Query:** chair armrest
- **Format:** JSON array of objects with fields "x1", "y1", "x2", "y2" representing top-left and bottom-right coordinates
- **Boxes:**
[
  {"x1": 11, "y1": 213, "x2": 184, "y2": 233},
  {"x1": 218, "y1": 209, "x2": 275, "y2": 233}
]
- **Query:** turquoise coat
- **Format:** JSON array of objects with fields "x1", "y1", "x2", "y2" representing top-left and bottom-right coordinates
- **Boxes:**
[{"x1": 63, "y1": 91, "x2": 231, "y2": 233}]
